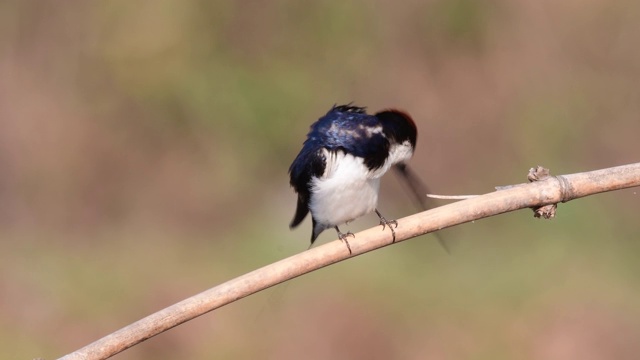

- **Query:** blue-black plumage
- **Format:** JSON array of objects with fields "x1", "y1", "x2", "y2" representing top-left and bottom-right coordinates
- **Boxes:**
[{"x1": 289, "y1": 104, "x2": 419, "y2": 254}]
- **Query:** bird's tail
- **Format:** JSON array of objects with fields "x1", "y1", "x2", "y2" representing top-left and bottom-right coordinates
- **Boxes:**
[{"x1": 393, "y1": 163, "x2": 450, "y2": 253}]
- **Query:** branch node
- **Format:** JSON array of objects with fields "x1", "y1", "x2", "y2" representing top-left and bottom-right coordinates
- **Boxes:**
[
  {"x1": 528, "y1": 165, "x2": 558, "y2": 219},
  {"x1": 527, "y1": 165, "x2": 550, "y2": 182},
  {"x1": 533, "y1": 203, "x2": 557, "y2": 219},
  {"x1": 555, "y1": 175, "x2": 573, "y2": 203}
]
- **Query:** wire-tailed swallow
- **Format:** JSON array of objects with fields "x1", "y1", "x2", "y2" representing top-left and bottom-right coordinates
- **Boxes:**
[{"x1": 289, "y1": 104, "x2": 422, "y2": 254}]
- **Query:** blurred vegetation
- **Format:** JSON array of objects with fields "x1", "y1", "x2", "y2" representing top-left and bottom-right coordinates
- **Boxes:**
[{"x1": 1, "y1": 1, "x2": 639, "y2": 359}]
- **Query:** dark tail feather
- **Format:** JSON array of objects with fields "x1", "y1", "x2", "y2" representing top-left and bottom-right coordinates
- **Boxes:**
[
  {"x1": 310, "y1": 218, "x2": 322, "y2": 246},
  {"x1": 394, "y1": 163, "x2": 429, "y2": 209},
  {"x1": 393, "y1": 164, "x2": 450, "y2": 254},
  {"x1": 290, "y1": 195, "x2": 309, "y2": 229}
]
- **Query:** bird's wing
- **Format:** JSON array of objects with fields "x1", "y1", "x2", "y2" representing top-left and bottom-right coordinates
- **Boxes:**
[
  {"x1": 312, "y1": 111, "x2": 390, "y2": 170},
  {"x1": 289, "y1": 145, "x2": 326, "y2": 228},
  {"x1": 393, "y1": 163, "x2": 450, "y2": 253}
]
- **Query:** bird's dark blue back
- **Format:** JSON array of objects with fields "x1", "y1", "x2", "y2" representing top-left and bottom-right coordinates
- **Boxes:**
[
  {"x1": 290, "y1": 105, "x2": 389, "y2": 181},
  {"x1": 288, "y1": 105, "x2": 391, "y2": 228}
]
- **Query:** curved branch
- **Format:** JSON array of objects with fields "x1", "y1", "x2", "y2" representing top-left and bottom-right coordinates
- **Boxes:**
[{"x1": 57, "y1": 163, "x2": 640, "y2": 360}]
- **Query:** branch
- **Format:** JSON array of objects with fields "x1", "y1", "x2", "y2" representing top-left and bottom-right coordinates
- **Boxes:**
[
  {"x1": 56, "y1": 163, "x2": 640, "y2": 360},
  {"x1": 426, "y1": 194, "x2": 478, "y2": 200}
]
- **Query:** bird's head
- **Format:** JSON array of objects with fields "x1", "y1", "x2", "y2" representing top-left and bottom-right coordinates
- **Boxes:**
[{"x1": 375, "y1": 109, "x2": 418, "y2": 165}]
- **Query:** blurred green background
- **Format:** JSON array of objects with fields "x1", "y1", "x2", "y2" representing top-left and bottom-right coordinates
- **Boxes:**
[{"x1": 1, "y1": 1, "x2": 639, "y2": 359}]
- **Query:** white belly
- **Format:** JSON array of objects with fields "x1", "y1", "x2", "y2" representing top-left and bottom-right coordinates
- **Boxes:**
[{"x1": 309, "y1": 151, "x2": 381, "y2": 227}]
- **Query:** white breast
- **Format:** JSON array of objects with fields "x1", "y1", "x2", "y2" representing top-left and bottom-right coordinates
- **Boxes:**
[{"x1": 309, "y1": 150, "x2": 381, "y2": 228}]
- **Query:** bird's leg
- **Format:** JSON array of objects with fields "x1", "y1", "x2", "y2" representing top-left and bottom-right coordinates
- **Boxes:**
[
  {"x1": 375, "y1": 209, "x2": 398, "y2": 242},
  {"x1": 334, "y1": 226, "x2": 354, "y2": 254}
]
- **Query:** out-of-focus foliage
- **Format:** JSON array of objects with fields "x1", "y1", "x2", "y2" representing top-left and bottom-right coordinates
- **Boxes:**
[{"x1": 1, "y1": 1, "x2": 639, "y2": 359}]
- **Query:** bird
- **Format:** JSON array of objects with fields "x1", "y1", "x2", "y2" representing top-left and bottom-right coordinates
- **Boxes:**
[{"x1": 288, "y1": 104, "x2": 421, "y2": 254}]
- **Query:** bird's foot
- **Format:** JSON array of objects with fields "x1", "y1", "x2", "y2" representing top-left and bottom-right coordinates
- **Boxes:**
[
  {"x1": 335, "y1": 227, "x2": 354, "y2": 254},
  {"x1": 375, "y1": 209, "x2": 398, "y2": 242}
]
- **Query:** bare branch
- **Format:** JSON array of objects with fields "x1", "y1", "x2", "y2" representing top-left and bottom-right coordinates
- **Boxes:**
[
  {"x1": 56, "y1": 163, "x2": 640, "y2": 360},
  {"x1": 426, "y1": 194, "x2": 479, "y2": 200}
]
